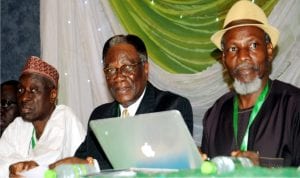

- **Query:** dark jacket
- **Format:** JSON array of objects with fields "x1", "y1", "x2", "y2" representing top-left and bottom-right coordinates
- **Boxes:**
[
  {"x1": 75, "y1": 82, "x2": 193, "y2": 169},
  {"x1": 201, "y1": 80, "x2": 300, "y2": 167}
]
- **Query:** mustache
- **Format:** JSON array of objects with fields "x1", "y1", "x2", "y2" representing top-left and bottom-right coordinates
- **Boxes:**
[{"x1": 233, "y1": 62, "x2": 259, "y2": 74}]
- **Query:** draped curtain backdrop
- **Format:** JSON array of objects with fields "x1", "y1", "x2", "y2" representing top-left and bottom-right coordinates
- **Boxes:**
[{"x1": 40, "y1": 0, "x2": 300, "y2": 145}]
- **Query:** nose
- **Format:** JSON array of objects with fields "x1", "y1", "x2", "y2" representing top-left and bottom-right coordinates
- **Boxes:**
[
  {"x1": 19, "y1": 90, "x2": 32, "y2": 103},
  {"x1": 238, "y1": 48, "x2": 250, "y2": 62}
]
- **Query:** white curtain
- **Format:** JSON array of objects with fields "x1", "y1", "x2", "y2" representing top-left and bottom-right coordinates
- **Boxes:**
[{"x1": 40, "y1": 0, "x2": 300, "y2": 145}]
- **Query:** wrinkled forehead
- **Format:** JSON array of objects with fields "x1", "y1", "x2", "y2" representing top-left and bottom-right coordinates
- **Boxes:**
[
  {"x1": 104, "y1": 44, "x2": 139, "y2": 64},
  {"x1": 19, "y1": 73, "x2": 53, "y2": 89},
  {"x1": 223, "y1": 26, "x2": 266, "y2": 42}
]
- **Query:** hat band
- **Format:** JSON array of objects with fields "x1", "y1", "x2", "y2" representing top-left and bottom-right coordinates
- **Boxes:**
[{"x1": 224, "y1": 19, "x2": 263, "y2": 29}]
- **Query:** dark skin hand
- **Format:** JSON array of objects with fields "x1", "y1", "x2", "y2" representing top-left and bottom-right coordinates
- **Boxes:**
[
  {"x1": 231, "y1": 150, "x2": 260, "y2": 166},
  {"x1": 198, "y1": 147, "x2": 259, "y2": 165},
  {"x1": 9, "y1": 160, "x2": 39, "y2": 177},
  {"x1": 197, "y1": 147, "x2": 208, "y2": 161},
  {"x1": 48, "y1": 156, "x2": 93, "y2": 169}
]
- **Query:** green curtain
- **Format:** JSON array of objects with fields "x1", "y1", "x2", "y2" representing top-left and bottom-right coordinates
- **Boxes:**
[{"x1": 109, "y1": 0, "x2": 278, "y2": 73}]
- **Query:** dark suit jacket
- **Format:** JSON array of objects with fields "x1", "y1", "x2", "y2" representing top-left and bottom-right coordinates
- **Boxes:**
[{"x1": 75, "y1": 82, "x2": 193, "y2": 169}]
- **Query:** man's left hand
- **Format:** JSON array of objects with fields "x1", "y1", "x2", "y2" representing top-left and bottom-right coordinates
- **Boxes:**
[
  {"x1": 231, "y1": 150, "x2": 259, "y2": 166},
  {"x1": 9, "y1": 160, "x2": 39, "y2": 177}
]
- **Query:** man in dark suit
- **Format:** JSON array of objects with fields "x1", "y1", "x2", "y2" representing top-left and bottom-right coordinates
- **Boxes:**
[{"x1": 49, "y1": 34, "x2": 193, "y2": 170}]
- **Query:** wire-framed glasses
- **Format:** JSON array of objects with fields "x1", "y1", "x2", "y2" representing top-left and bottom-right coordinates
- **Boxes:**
[{"x1": 103, "y1": 61, "x2": 143, "y2": 79}]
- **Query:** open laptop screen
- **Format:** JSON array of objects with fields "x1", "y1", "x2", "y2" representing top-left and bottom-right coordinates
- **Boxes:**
[{"x1": 90, "y1": 110, "x2": 202, "y2": 170}]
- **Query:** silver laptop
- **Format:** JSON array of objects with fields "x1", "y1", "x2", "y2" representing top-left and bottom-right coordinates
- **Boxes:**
[{"x1": 89, "y1": 110, "x2": 202, "y2": 170}]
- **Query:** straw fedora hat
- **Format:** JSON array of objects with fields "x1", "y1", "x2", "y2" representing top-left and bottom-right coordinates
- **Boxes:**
[{"x1": 211, "y1": 0, "x2": 279, "y2": 50}]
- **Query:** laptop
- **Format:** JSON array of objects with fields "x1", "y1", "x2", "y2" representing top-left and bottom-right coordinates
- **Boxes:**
[{"x1": 89, "y1": 110, "x2": 202, "y2": 170}]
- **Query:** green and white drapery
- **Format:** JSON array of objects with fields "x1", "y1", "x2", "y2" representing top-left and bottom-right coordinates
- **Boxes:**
[
  {"x1": 109, "y1": 0, "x2": 277, "y2": 73},
  {"x1": 40, "y1": 0, "x2": 300, "y2": 145}
]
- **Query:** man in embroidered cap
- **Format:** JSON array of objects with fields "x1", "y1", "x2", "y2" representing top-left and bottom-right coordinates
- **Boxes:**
[
  {"x1": 0, "y1": 56, "x2": 86, "y2": 177},
  {"x1": 201, "y1": 0, "x2": 300, "y2": 167}
]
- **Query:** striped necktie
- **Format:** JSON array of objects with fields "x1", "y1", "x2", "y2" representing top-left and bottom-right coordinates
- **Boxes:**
[{"x1": 122, "y1": 109, "x2": 129, "y2": 118}]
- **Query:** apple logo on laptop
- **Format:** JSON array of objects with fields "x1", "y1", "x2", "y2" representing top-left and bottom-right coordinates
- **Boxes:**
[{"x1": 141, "y1": 142, "x2": 155, "y2": 157}]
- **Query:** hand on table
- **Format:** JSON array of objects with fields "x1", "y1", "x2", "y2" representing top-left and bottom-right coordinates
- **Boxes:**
[
  {"x1": 49, "y1": 156, "x2": 94, "y2": 169},
  {"x1": 9, "y1": 160, "x2": 39, "y2": 177},
  {"x1": 197, "y1": 147, "x2": 208, "y2": 161},
  {"x1": 231, "y1": 150, "x2": 259, "y2": 166}
]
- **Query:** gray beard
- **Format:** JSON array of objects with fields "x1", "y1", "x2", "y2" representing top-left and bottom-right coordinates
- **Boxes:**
[{"x1": 233, "y1": 77, "x2": 262, "y2": 95}]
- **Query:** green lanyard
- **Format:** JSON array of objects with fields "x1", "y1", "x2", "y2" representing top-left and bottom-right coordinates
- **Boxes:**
[
  {"x1": 31, "y1": 129, "x2": 36, "y2": 150},
  {"x1": 233, "y1": 82, "x2": 269, "y2": 151}
]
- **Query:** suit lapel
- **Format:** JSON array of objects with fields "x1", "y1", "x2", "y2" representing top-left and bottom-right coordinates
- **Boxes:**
[
  {"x1": 108, "y1": 101, "x2": 120, "y2": 118},
  {"x1": 136, "y1": 82, "x2": 156, "y2": 115}
]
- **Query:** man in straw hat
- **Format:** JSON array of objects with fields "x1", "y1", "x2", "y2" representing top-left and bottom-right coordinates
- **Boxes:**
[
  {"x1": 201, "y1": 0, "x2": 300, "y2": 167},
  {"x1": 0, "y1": 56, "x2": 86, "y2": 177}
]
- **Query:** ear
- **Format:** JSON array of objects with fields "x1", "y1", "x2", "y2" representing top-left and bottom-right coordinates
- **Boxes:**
[
  {"x1": 143, "y1": 61, "x2": 149, "y2": 79},
  {"x1": 50, "y1": 89, "x2": 58, "y2": 104},
  {"x1": 221, "y1": 52, "x2": 227, "y2": 68},
  {"x1": 267, "y1": 43, "x2": 273, "y2": 62}
]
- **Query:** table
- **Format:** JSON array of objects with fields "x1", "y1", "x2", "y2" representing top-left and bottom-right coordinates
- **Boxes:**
[{"x1": 83, "y1": 166, "x2": 300, "y2": 177}]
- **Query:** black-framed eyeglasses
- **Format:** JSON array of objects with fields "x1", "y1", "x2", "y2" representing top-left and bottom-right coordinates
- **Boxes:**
[
  {"x1": 1, "y1": 99, "x2": 17, "y2": 109},
  {"x1": 103, "y1": 61, "x2": 143, "y2": 79}
]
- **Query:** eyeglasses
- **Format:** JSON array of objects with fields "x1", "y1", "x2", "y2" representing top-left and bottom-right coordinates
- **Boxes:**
[
  {"x1": 103, "y1": 61, "x2": 143, "y2": 79},
  {"x1": 1, "y1": 99, "x2": 17, "y2": 109}
]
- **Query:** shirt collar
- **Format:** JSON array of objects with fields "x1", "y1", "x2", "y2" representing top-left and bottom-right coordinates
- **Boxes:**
[{"x1": 119, "y1": 87, "x2": 146, "y2": 117}]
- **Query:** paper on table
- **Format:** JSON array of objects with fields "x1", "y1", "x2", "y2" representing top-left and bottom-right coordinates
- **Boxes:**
[{"x1": 19, "y1": 165, "x2": 48, "y2": 178}]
